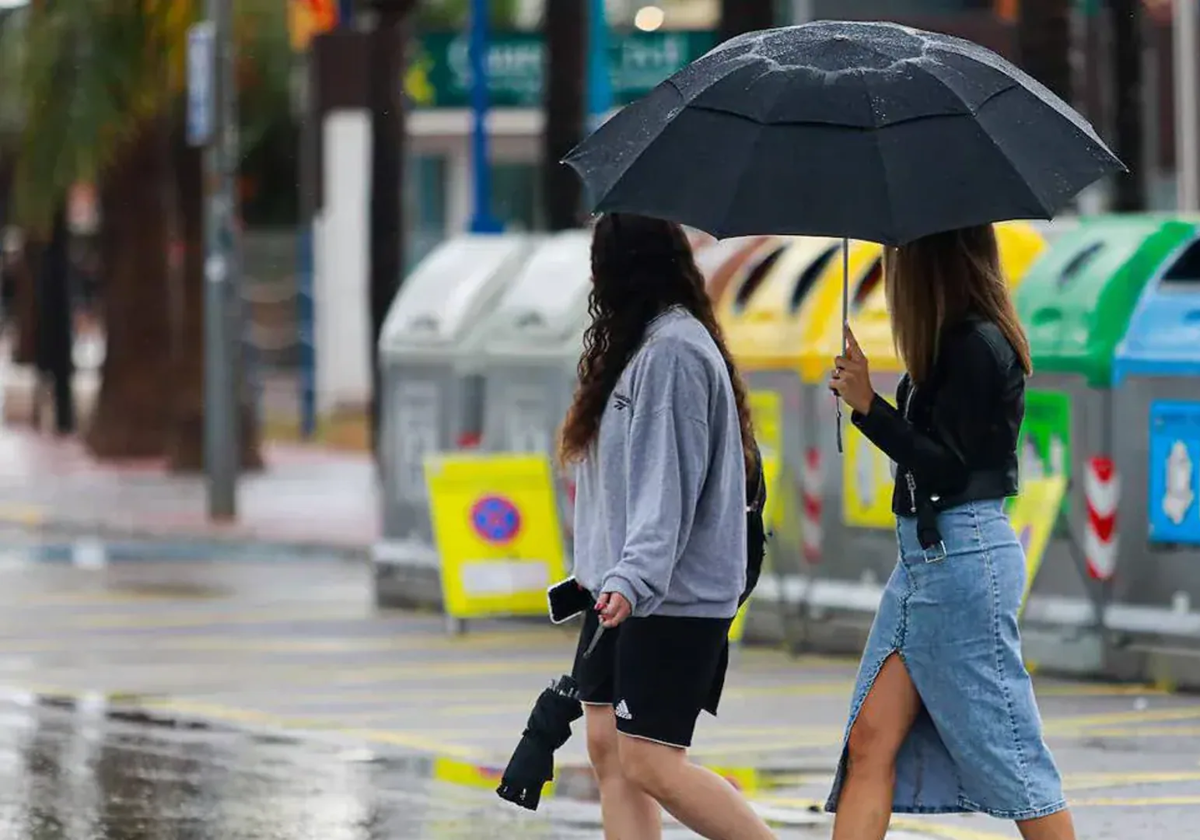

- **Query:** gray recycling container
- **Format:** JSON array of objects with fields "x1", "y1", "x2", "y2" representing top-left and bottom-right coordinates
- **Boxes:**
[{"x1": 373, "y1": 234, "x2": 534, "y2": 607}]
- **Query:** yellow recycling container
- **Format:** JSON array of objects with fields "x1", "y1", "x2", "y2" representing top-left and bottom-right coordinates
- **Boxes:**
[{"x1": 718, "y1": 236, "x2": 878, "y2": 579}]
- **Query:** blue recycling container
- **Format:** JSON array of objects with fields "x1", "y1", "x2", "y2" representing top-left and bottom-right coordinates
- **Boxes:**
[{"x1": 1110, "y1": 230, "x2": 1200, "y2": 617}]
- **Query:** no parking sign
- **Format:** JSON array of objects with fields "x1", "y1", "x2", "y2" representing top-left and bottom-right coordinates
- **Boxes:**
[{"x1": 424, "y1": 454, "x2": 568, "y2": 621}]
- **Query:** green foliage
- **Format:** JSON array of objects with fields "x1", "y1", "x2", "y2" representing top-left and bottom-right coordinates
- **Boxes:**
[
  {"x1": 5, "y1": 0, "x2": 293, "y2": 236},
  {"x1": 416, "y1": 0, "x2": 522, "y2": 30}
]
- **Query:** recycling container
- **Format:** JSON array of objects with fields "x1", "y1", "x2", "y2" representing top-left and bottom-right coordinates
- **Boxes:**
[
  {"x1": 1014, "y1": 215, "x2": 1197, "y2": 674},
  {"x1": 1110, "y1": 225, "x2": 1200, "y2": 646},
  {"x1": 721, "y1": 238, "x2": 843, "y2": 581},
  {"x1": 696, "y1": 236, "x2": 774, "y2": 305},
  {"x1": 472, "y1": 231, "x2": 593, "y2": 558},
  {"x1": 373, "y1": 234, "x2": 534, "y2": 607}
]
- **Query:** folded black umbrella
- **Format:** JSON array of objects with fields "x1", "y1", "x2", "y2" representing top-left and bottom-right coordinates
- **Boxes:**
[
  {"x1": 564, "y1": 20, "x2": 1125, "y2": 246},
  {"x1": 496, "y1": 674, "x2": 583, "y2": 811}
]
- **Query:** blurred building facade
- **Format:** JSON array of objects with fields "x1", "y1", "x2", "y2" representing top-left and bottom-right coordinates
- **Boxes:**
[{"x1": 404, "y1": 0, "x2": 1190, "y2": 264}]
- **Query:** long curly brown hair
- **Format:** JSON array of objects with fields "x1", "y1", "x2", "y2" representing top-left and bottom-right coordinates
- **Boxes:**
[{"x1": 558, "y1": 213, "x2": 757, "y2": 479}]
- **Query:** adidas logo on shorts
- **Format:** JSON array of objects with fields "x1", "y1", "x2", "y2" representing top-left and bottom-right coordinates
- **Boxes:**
[{"x1": 614, "y1": 699, "x2": 633, "y2": 720}]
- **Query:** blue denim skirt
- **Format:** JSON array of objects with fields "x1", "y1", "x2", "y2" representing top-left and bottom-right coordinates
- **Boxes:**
[{"x1": 825, "y1": 499, "x2": 1067, "y2": 820}]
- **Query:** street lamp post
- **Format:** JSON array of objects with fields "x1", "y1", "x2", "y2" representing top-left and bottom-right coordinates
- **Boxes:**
[
  {"x1": 1175, "y1": 0, "x2": 1199, "y2": 212},
  {"x1": 195, "y1": 0, "x2": 241, "y2": 519}
]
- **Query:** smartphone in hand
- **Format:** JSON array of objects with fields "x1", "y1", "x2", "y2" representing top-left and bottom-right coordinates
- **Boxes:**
[{"x1": 547, "y1": 577, "x2": 593, "y2": 624}]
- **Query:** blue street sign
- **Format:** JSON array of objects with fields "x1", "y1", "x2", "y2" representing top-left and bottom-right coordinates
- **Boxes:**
[{"x1": 187, "y1": 23, "x2": 216, "y2": 147}]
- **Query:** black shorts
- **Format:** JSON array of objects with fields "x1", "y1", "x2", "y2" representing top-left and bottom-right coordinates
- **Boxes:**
[{"x1": 571, "y1": 609, "x2": 732, "y2": 749}]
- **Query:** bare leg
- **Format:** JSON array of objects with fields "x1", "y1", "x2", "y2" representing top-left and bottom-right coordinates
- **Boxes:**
[
  {"x1": 1017, "y1": 811, "x2": 1077, "y2": 840},
  {"x1": 585, "y1": 704, "x2": 662, "y2": 840},
  {"x1": 617, "y1": 735, "x2": 775, "y2": 840},
  {"x1": 831, "y1": 653, "x2": 923, "y2": 840}
]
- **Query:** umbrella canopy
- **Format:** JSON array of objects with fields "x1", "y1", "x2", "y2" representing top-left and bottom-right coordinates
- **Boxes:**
[{"x1": 565, "y1": 20, "x2": 1125, "y2": 246}]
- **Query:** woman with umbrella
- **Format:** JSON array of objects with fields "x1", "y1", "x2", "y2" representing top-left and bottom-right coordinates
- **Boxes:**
[
  {"x1": 827, "y1": 227, "x2": 1076, "y2": 840},
  {"x1": 559, "y1": 213, "x2": 774, "y2": 840}
]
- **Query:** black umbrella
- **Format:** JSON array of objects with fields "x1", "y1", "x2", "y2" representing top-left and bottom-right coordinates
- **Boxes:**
[
  {"x1": 564, "y1": 20, "x2": 1124, "y2": 245},
  {"x1": 564, "y1": 20, "x2": 1124, "y2": 448},
  {"x1": 495, "y1": 674, "x2": 583, "y2": 811}
]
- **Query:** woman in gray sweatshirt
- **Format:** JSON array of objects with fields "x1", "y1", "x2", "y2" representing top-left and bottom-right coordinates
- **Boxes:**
[{"x1": 558, "y1": 214, "x2": 774, "y2": 840}]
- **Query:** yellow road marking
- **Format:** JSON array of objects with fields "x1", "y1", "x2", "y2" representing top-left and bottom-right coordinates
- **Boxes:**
[
  {"x1": 0, "y1": 629, "x2": 572, "y2": 655},
  {"x1": 889, "y1": 819, "x2": 1016, "y2": 840},
  {"x1": 0, "y1": 504, "x2": 46, "y2": 527},
  {"x1": 0, "y1": 608, "x2": 369, "y2": 631},
  {"x1": 757, "y1": 797, "x2": 1015, "y2": 840},
  {"x1": 137, "y1": 697, "x2": 489, "y2": 760},
  {"x1": 1042, "y1": 706, "x2": 1200, "y2": 731},
  {"x1": 1063, "y1": 771, "x2": 1200, "y2": 791},
  {"x1": 1070, "y1": 795, "x2": 1200, "y2": 808}
]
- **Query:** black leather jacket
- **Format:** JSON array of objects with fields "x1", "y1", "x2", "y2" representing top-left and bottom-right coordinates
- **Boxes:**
[{"x1": 851, "y1": 316, "x2": 1024, "y2": 521}]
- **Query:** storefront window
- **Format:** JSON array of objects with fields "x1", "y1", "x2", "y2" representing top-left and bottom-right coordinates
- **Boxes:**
[
  {"x1": 491, "y1": 162, "x2": 541, "y2": 232},
  {"x1": 406, "y1": 154, "x2": 448, "y2": 272}
]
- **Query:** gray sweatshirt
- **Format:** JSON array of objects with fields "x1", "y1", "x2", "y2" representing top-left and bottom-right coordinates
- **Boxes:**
[{"x1": 571, "y1": 307, "x2": 747, "y2": 620}]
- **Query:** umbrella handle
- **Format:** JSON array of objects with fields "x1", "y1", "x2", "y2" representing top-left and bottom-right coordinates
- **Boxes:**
[{"x1": 836, "y1": 238, "x2": 849, "y2": 454}]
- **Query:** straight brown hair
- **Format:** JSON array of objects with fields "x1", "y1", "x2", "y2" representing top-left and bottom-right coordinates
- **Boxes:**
[{"x1": 884, "y1": 224, "x2": 1033, "y2": 385}]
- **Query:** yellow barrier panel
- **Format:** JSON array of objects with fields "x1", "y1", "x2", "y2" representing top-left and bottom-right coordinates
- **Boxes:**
[
  {"x1": 749, "y1": 390, "x2": 783, "y2": 459},
  {"x1": 424, "y1": 454, "x2": 569, "y2": 621},
  {"x1": 730, "y1": 452, "x2": 782, "y2": 644},
  {"x1": 841, "y1": 396, "x2": 898, "y2": 528},
  {"x1": 1007, "y1": 475, "x2": 1068, "y2": 614}
]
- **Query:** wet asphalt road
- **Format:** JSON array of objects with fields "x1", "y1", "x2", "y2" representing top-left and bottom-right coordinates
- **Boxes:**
[{"x1": 0, "y1": 528, "x2": 1196, "y2": 838}]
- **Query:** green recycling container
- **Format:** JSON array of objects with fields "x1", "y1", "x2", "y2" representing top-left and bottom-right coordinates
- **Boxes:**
[{"x1": 1013, "y1": 214, "x2": 1197, "y2": 677}]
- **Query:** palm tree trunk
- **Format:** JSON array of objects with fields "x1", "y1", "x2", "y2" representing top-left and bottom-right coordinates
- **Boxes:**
[
  {"x1": 85, "y1": 120, "x2": 174, "y2": 458},
  {"x1": 165, "y1": 119, "x2": 263, "y2": 473},
  {"x1": 719, "y1": 0, "x2": 775, "y2": 44},
  {"x1": 1110, "y1": 0, "x2": 1145, "y2": 211},
  {"x1": 542, "y1": 0, "x2": 586, "y2": 231},
  {"x1": 369, "y1": 1, "x2": 413, "y2": 458},
  {"x1": 1016, "y1": 0, "x2": 1072, "y2": 101}
]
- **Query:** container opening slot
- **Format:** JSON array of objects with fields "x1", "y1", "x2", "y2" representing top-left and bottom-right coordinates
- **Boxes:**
[
  {"x1": 734, "y1": 245, "x2": 786, "y2": 311},
  {"x1": 852, "y1": 257, "x2": 883, "y2": 313},
  {"x1": 1057, "y1": 242, "x2": 1104, "y2": 287},
  {"x1": 789, "y1": 244, "x2": 840, "y2": 313},
  {"x1": 1159, "y1": 239, "x2": 1200, "y2": 288}
]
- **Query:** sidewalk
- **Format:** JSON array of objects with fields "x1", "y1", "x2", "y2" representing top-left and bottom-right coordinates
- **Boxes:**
[{"x1": 0, "y1": 426, "x2": 379, "y2": 551}]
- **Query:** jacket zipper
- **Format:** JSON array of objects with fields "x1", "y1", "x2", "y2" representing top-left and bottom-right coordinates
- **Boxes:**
[{"x1": 903, "y1": 383, "x2": 918, "y2": 514}]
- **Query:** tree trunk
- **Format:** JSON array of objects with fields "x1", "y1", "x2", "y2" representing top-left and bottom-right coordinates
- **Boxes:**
[
  {"x1": 1016, "y1": 0, "x2": 1073, "y2": 101},
  {"x1": 85, "y1": 121, "x2": 174, "y2": 459},
  {"x1": 1110, "y1": 0, "x2": 1145, "y2": 211},
  {"x1": 368, "y1": 2, "x2": 413, "y2": 459},
  {"x1": 165, "y1": 121, "x2": 263, "y2": 473},
  {"x1": 542, "y1": 0, "x2": 586, "y2": 232},
  {"x1": 719, "y1": 0, "x2": 775, "y2": 44},
  {"x1": 10, "y1": 244, "x2": 38, "y2": 366}
]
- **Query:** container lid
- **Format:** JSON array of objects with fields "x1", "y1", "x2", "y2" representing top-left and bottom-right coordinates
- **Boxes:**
[
  {"x1": 723, "y1": 237, "x2": 841, "y2": 368},
  {"x1": 850, "y1": 221, "x2": 1047, "y2": 376},
  {"x1": 1114, "y1": 233, "x2": 1200, "y2": 382},
  {"x1": 477, "y1": 230, "x2": 594, "y2": 359},
  {"x1": 379, "y1": 234, "x2": 531, "y2": 358},
  {"x1": 1016, "y1": 215, "x2": 1196, "y2": 387}
]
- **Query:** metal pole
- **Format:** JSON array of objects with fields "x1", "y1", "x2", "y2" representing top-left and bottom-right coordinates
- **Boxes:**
[
  {"x1": 202, "y1": 0, "x2": 239, "y2": 519},
  {"x1": 468, "y1": 0, "x2": 502, "y2": 233},
  {"x1": 1175, "y1": 0, "x2": 1199, "y2": 212}
]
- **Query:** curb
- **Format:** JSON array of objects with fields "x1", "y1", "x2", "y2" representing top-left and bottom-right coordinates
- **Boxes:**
[{"x1": 0, "y1": 506, "x2": 369, "y2": 562}]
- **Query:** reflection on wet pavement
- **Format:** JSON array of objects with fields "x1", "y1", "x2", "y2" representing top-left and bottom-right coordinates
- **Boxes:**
[{"x1": 0, "y1": 697, "x2": 609, "y2": 839}]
